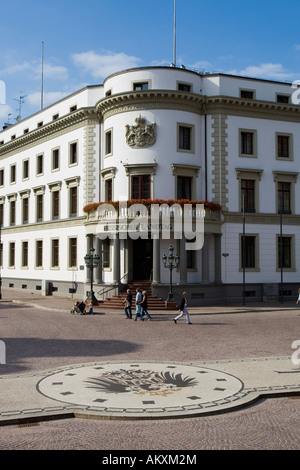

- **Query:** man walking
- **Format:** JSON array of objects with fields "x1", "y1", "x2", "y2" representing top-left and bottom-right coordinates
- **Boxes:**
[{"x1": 173, "y1": 292, "x2": 192, "y2": 324}]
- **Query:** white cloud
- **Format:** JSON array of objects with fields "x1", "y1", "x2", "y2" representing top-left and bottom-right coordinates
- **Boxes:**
[
  {"x1": 71, "y1": 50, "x2": 141, "y2": 79},
  {"x1": 189, "y1": 60, "x2": 213, "y2": 71},
  {"x1": 27, "y1": 90, "x2": 70, "y2": 108},
  {"x1": 238, "y1": 63, "x2": 295, "y2": 80},
  {"x1": 0, "y1": 103, "x2": 13, "y2": 120},
  {"x1": 293, "y1": 44, "x2": 300, "y2": 51},
  {"x1": 0, "y1": 60, "x2": 68, "y2": 81}
]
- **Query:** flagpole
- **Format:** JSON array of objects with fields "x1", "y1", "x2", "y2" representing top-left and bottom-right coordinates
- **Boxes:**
[
  {"x1": 173, "y1": 0, "x2": 176, "y2": 66},
  {"x1": 41, "y1": 41, "x2": 44, "y2": 110}
]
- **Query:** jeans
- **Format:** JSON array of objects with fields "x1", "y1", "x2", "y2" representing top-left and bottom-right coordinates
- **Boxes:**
[
  {"x1": 124, "y1": 305, "x2": 132, "y2": 318},
  {"x1": 134, "y1": 305, "x2": 143, "y2": 320},
  {"x1": 141, "y1": 308, "x2": 151, "y2": 319}
]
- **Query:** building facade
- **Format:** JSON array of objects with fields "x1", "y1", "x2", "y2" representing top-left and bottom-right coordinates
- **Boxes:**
[{"x1": 0, "y1": 66, "x2": 299, "y2": 304}]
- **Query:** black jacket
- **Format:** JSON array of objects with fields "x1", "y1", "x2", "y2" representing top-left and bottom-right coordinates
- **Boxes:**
[{"x1": 179, "y1": 297, "x2": 187, "y2": 311}]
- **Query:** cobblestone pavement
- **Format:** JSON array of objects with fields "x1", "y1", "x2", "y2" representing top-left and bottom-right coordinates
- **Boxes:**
[{"x1": 0, "y1": 289, "x2": 299, "y2": 450}]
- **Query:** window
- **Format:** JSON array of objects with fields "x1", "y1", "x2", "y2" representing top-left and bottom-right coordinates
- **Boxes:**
[
  {"x1": 278, "y1": 182, "x2": 291, "y2": 214},
  {"x1": 0, "y1": 243, "x2": 2, "y2": 267},
  {"x1": 131, "y1": 175, "x2": 151, "y2": 199},
  {"x1": 36, "y1": 194, "x2": 43, "y2": 222},
  {"x1": 52, "y1": 190, "x2": 60, "y2": 219},
  {"x1": 10, "y1": 200, "x2": 16, "y2": 226},
  {"x1": 22, "y1": 241, "x2": 28, "y2": 267},
  {"x1": 22, "y1": 198, "x2": 29, "y2": 224},
  {"x1": 178, "y1": 125, "x2": 193, "y2": 151},
  {"x1": 0, "y1": 203, "x2": 3, "y2": 226},
  {"x1": 36, "y1": 240, "x2": 43, "y2": 267},
  {"x1": 9, "y1": 242, "x2": 15, "y2": 267},
  {"x1": 23, "y1": 160, "x2": 29, "y2": 179},
  {"x1": 37, "y1": 154, "x2": 43, "y2": 175},
  {"x1": 105, "y1": 179, "x2": 112, "y2": 201},
  {"x1": 273, "y1": 171, "x2": 298, "y2": 215},
  {"x1": 51, "y1": 239, "x2": 59, "y2": 268},
  {"x1": 241, "y1": 131, "x2": 254, "y2": 155},
  {"x1": 172, "y1": 164, "x2": 200, "y2": 200},
  {"x1": 69, "y1": 142, "x2": 78, "y2": 165},
  {"x1": 241, "y1": 235, "x2": 256, "y2": 269},
  {"x1": 178, "y1": 83, "x2": 191, "y2": 92},
  {"x1": 277, "y1": 94, "x2": 290, "y2": 103},
  {"x1": 277, "y1": 134, "x2": 292, "y2": 160},
  {"x1": 65, "y1": 177, "x2": 79, "y2": 217},
  {"x1": 102, "y1": 239, "x2": 110, "y2": 268},
  {"x1": 241, "y1": 179, "x2": 255, "y2": 213},
  {"x1": 10, "y1": 164, "x2": 16, "y2": 183},
  {"x1": 52, "y1": 148, "x2": 59, "y2": 170},
  {"x1": 105, "y1": 130, "x2": 112, "y2": 156},
  {"x1": 69, "y1": 238, "x2": 77, "y2": 268},
  {"x1": 133, "y1": 82, "x2": 148, "y2": 91},
  {"x1": 0, "y1": 169, "x2": 4, "y2": 186},
  {"x1": 240, "y1": 90, "x2": 254, "y2": 99},
  {"x1": 278, "y1": 236, "x2": 292, "y2": 269},
  {"x1": 70, "y1": 186, "x2": 77, "y2": 217},
  {"x1": 177, "y1": 176, "x2": 192, "y2": 200}
]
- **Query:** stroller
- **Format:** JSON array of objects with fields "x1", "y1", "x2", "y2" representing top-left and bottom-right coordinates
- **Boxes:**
[{"x1": 70, "y1": 301, "x2": 86, "y2": 315}]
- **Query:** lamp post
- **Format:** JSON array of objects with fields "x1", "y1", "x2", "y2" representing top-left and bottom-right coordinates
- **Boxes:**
[
  {"x1": 162, "y1": 245, "x2": 179, "y2": 302},
  {"x1": 84, "y1": 246, "x2": 99, "y2": 304}
]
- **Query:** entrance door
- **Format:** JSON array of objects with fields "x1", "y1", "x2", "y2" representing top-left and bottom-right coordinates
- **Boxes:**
[{"x1": 132, "y1": 239, "x2": 153, "y2": 280}]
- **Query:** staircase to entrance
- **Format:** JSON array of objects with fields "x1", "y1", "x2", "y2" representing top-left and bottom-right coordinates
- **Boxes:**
[{"x1": 97, "y1": 280, "x2": 170, "y2": 311}]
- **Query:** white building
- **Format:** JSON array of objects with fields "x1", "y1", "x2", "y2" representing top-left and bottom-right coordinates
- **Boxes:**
[{"x1": 0, "y1": 66, "x2": 299, "y2": 305}]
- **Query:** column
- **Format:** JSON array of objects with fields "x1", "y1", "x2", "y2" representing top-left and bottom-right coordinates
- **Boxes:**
[
  {"x1": 95, "y1": 237, "x2": 102, "y2": 284},
  {"x1": 180, "y1": 236, "x2": 187, "y2": 284},
  {"x1": 152, "y1": 237, "x2": 160, "y2": 284},
  {"x1": 86, "y1": 234, "x2": 93, "y2": 282},
  {"x1": 202, "y1": 233, "x2": 210, "y2": 283},
  {"x1": 113, "y1": 234, "x2": 120, "y2": 283},
  {"x1": 214, "y1": 234, "x2": 222, "y2": 284}
]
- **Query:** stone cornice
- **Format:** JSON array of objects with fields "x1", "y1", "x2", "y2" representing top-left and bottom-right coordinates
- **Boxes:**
[
  {"x1": 96, "y1": 91, "x2": 300, "y2": 122},
  {"x1": 224, "y1": 211, "x2": 300, "y2": 225},
  {"x1": 0, "y1": 108, "x2": 98, "y2": 157},
  {"x1": 96, "y1": 90, "x2": 205, "y2": 119},
  {"x1": 205, "y1": 96, "x2": 300, "y2": 122},
  {"x1": 1, "y1": 216, "x2": 86, "y2": 234}
]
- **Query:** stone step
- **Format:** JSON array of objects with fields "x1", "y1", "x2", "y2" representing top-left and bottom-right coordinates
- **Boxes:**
[{"x1": 97, "y1": 280, "x2": 172, "y2": 310}]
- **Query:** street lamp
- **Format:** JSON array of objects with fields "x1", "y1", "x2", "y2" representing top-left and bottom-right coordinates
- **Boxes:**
[
  {"x1": 162, "y1": 245, "x2": 179, "y2": 302},
  {"x1": 84, "y1": 246, "x2": 99, "y2": 304}
]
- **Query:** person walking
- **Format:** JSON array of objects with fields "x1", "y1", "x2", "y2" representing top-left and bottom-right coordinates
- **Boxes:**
[
  {"x1": 140, "y1": 290, "x2": 152, "y2": 320},
  {"x1": 296, "y1": 288, "x2": 300, "y2": 306},
  {"x1": 134, "y1": 288, "x2": 143, "y2": 321},
  {"x1": 173, "y1": 292, "x2": 192, "y2": 324},
  {"x1": 123, "y1": 288, "x2": 132, "y2": 319}
]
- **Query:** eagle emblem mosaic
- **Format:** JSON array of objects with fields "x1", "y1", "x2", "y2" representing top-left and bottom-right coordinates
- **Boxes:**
[{"x1": 37, "y1": 362, "x2": 244, "y2": 418}]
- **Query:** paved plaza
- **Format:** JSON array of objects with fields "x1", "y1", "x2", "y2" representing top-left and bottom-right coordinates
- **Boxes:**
[{"x1": 0, "y1": 289, "x2": 299, "y2": 450}]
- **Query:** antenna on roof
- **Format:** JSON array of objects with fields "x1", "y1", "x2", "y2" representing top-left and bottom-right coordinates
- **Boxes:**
[
  {"x1": 13, "y1": 93, "x2": 26, "y2": 121},
  {"x1": 41, "y1": 41, "x2": 44, "y2": 110}
]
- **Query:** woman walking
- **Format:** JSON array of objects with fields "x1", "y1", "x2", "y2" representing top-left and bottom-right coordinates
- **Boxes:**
[{"x1": 140, "y1": 290, "x2": 152, "y2": 320}]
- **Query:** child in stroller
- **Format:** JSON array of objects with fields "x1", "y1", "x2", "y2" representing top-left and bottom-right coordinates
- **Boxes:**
[{"x1": 70, "y1": 301, "x2": 86, "y2": 315}]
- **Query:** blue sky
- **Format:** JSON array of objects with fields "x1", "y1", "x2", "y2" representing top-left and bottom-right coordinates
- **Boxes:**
[{"x1": 1, "y1": 0, "x2": 300, "y2": 126}]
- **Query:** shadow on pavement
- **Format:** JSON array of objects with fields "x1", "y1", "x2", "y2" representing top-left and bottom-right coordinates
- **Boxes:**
[{"x1": 0, "y1": 337, "x2": 141, "y2": 375}]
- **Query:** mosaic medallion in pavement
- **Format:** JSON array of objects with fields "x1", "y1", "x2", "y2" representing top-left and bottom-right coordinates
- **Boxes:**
[{"x1": 37, "y1": 362, "x2": 244, "y2": 417}]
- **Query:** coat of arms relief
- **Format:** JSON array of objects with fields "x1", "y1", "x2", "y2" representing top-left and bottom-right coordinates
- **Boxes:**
[{"x1": 126, "y1": 115, "x2": 156, "y2": 149}]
